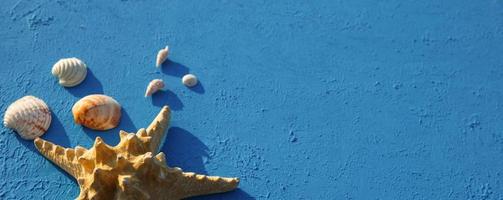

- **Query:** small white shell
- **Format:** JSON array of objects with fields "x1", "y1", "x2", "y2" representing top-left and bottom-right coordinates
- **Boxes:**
[
  {"x1": 3, "y1": 96, "x2": 52, "y2": 140},
  {"x1": 156, "y1": 46, "x2": 169, "y2": 67},
  {"x1": 52, "y1": 57, "x2": 88, "y2": 87},
  {"x1": 182, "y1": 74, "x2": 198, "y2": 87},
  {"x1": 145, "y1": 79, "x2": 165, "y2": 97}
]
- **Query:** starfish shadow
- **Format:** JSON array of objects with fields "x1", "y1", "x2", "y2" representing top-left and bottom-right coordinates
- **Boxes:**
[
  {"x1": 151, "y1": 90, "x2": 184, "y2": 111},
  {"x1": 160, "y1": 127, "x2": 208, "y2": 174},
  {"x1": 65, "y1": 68, "x2": 104, "y2": 97},
  {"x1": 82, "y1": 108, "x2": 137, "y2": 146},
  {"x1": 161, "y1": 60, "x2": 189, "y2": 78},
  {"x1": 190, "y1": 189, "x2": 255, "y2": 200}
]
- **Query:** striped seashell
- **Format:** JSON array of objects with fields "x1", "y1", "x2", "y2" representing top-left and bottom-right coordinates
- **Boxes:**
[
  {"x1": 156, "y1": 46, "x2": 169, "y2": 67},
  {"x1": 145, "y1": 79, "x2": 165, "y2": 97},
  {"x1": 3, "y1": 96, "x2": 52, "y2": 140},
  {"x1": 72, "y1": 94, "x2": 121, "y2": 131},
  {"x1": 52, "y1": 57, "x2": 88, "y2": 87}
]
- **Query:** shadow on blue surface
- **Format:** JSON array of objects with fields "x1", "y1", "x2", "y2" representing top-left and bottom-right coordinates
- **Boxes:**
[
  {"x1": 160, "y1": 127, "x2": 255, "y2": 199},
  {"x1": 190, "y1": 189, "x2": 255, "y2": 200},
  {"x1": 15, "y1": 133, "x2": 37, "y2": 153},
  {"x1": 161, "y1": 127, "x2": 208, "y2": 174},
  {"x1": 152, "y1": 90, "x2": 184, "y2": 110},
  {"x1": 189, "y1": 81, "x2": 205, "y2": 94},
  {"x1": 161, "y1": 60, "x2": 189, "y2": 77},
  {"x1": 66, "y1": 68, "x2": 104, "y2": 97},
  {"x1": 160, "y1": 59, "x2": 205, "y2": 94},
  {"x1": 43, "y1": 112, "x2": 71, "y2": 147},
  {"x1": 82, "y1": 108, "x2": 137, "y2": 146}
]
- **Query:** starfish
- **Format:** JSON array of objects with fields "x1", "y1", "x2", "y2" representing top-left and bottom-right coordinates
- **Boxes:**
[{"x1": 34, "y1": 106, "x2": 239, "y2": 200}]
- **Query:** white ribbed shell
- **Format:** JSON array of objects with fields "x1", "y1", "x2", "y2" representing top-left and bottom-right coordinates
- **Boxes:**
[
  {"x1": 3, "y1": 96, "x2": 52, "y2": 140},
  {"x1": 145, "y1": 79, "x2": 165, "y2": 97},
  {"x1": 52, "y1": 57, "x2": 88, "y2": 87}
]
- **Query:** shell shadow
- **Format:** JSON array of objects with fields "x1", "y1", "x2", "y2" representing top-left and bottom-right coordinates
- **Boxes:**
[
  {"x1": 42, "y1": 112, "x2": 71, "y2": 147},
  {"x1": 160, "y1": 59, "x2": 205, "y2": 94},
  {"x1": 190, "y1": 189, "x2": 255, "y2": 200},
  {"x1": 82, "y1": 108, "x2": 137, "y2": 146},
  {"x1": 188, "y1": 80, "x2": 205, "y2": 94},
  {"x1": 161, "y1": 60, "x2": 189, "y2": 78},
  {"x1": 65, "y1": 69, "x2": 104, "y2": 97},
  {"x1": 151, "y1": 90, "x2": 184, "y2": 111},
  {"x1": 13, "y1": 133, "x2": 38, "y2": 153},
  {"x1": 160, "y1": 127, "x2": 208, "y2": 174}
]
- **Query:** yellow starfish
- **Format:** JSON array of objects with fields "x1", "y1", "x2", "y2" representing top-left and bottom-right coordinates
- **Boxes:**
[{"x1": 34, "y1": 106, "x2": 239, "y2": 200}]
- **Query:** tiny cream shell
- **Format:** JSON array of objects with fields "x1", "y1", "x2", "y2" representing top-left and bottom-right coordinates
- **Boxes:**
[
  {"x1": 156, "y1": 46, "x2": 169, "y2": 67},
  {"x1": 145, "y1": 79, "x2": 165, "y2": 97},
  {"x1": 3, "y1": 96, "x2": 52, "y2": 140},
  {"x1": 52, "y1": 57, "x2": 88, "y2": 87},
  {"x1": 182, "y1": 74, "x2": 198, "y2": 87},
  {"x1": 72, "y1": 94, "x2": 121, "y2": 131}
]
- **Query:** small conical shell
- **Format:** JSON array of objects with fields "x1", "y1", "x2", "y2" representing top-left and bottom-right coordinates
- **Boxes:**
[
  {"x1": 156, "y1": 46, "x2": 169, "y2": 67},
  {"x1": 72, "y1": 94, "x2": 121, "y2": 131},
  {"x1": 145, "y1": 79, "x2": 165, "y2": 97},
  {"x1": 52, "y1": 57, "x2": 88, "y2": 87},
  {"x1": 3, "y1": 96, "x2": 52, "y2": 140}
]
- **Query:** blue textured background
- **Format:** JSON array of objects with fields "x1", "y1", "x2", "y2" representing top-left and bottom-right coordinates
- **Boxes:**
[{"x1": 1, "y1": 0, "x2": 503, "y2": 199}]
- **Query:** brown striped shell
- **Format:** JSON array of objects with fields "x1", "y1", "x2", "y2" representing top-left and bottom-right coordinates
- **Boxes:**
[
  {"x1": 72, "y1": 94, "x2": 121, "y2": 131},
  {"x1": 3, "y1": 96, "x2": 52, "y2": 140}
]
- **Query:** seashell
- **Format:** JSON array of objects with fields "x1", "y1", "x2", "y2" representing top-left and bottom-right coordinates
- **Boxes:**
[
  {"x1": 52, "y1": 57, "x2": 88, "y2": 87},
  {"x1": 72, "y1": 94, "x2": 121, "y2": 131},
  {"x1": 182, "y1": 74, "x2": 198, "y2": 87},
  {"x1": 35, "y1": 106, "x2": 239, "y2": 199},
  {"x1": 156, "y1": 46, "x2": 169, "y2": 67},
  {"x1": 145, "y1": 79, "x2": 165, "y2": 97},
  {"x1": 3, "y1": 96, "x2": 52, "y2": 140}
]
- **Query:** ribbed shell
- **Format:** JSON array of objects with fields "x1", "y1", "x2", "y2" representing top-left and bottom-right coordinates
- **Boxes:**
[
  {"x1": 3, "y1": 96, "x2": 52, "y2": 140},
  {"x1": 156, "y1": 46, "x2": 169, "y2": 67},
  {"x1": 145, "y1": 79, "x2": 165, "y2": 97},
  {"x1": 72, "y1": 94, "x2": 121, "y2": 131},
  {"x1": 52, "y1": 57, "x2": 88, "y2": 87}
]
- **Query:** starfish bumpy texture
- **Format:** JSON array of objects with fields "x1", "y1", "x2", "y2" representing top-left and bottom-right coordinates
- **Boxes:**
[{"x1": 34, "y1": 106, "x2": 239, "y2": 200}]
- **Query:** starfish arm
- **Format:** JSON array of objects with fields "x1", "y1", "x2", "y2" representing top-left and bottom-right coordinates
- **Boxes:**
[
  {"x1": 174, "y1": 172, "x2": 239, "y2": 199},
  {"x1": 142, "y1": 106, "x2": 171, "y2": 153},
  {"x1": 34, "y1": 138, "x2": 83, "y2": 178}
]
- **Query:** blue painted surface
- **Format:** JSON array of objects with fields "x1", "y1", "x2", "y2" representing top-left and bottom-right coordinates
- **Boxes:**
[{"x1": 1, "y1": 0, "x2": 503, "y2": 199}]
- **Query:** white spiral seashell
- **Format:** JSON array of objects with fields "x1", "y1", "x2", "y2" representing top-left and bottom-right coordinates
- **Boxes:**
[
  {"x1": 156, "y1": 46, "x2": 169, "y2": 67},
  {"x1": 72, "y1": 94, "x2": 121, "y2": 131},
  {"x1": 52, "y1": 57, "x2": 88, "y2": 87},
  {"x1": 3, "y1": 96, "x2": 52, "y2": 140},
  {"x1": 145, "y1": 79, "x2": 165, "y2": 97},
  {"x1": 182, "y1": 74, "x2": 198, "y2": 87}
]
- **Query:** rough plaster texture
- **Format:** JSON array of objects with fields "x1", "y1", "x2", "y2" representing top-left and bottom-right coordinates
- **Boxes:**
[{"x1": 1, "y1": 0, "x2": 503, "y2": 199}]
